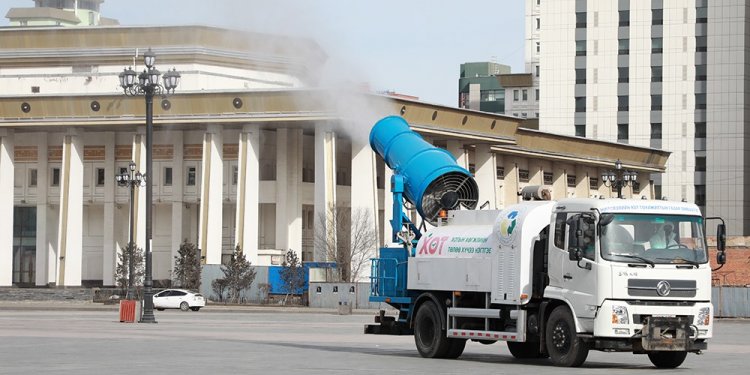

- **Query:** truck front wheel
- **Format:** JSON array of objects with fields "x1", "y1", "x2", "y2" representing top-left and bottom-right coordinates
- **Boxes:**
[
  {"x1": 507, "y1": 341, "x2": 546, "y2": 359},
  {"x1": 545, "y1": 306, "x2": 589, "y2": 367},
  {"x1": 414, "y1": 300, "x2": 451, "y2": 358},
  {"x1": 647, "y1": 351, "x2": 687, "y2": 368}
]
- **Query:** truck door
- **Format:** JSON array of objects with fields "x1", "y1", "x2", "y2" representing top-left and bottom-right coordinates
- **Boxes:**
[{"x1": 562, "y1": 214, "x2": 598, "y2": 320}]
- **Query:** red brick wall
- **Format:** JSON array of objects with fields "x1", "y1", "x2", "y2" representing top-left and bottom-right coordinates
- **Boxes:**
[{"x1": 710, "y1": 248, "x2": 750, "y2": 286}]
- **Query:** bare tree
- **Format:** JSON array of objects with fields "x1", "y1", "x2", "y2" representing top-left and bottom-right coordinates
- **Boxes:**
[
  {"x1": 172, "y1": 240, "x2": 201, "y2": 291},
  {"x1": 314, "y1": 204, "x2": 378, "y2": 282}
]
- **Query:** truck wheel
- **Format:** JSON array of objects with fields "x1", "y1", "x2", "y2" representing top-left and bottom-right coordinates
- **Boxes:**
[
  {"x1": 444, "y1": 338, "x2": 467, "y2": 359},
  {"x1": 647, "y1": 351, "x2": 687, "y2": 368},
  {"x1": 414, "y1": 300, "x2": 451, "y2": 358},
  {"x1": 545, "y1": 306, "x2": 589, "y2": 367},
  {"x1": 507, "y1": 341, "x2": 546, "y2": 359}
]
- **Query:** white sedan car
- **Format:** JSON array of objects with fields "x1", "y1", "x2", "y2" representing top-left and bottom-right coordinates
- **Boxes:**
[{"x1": 153, "y1": 289, "x2": 206, "y2": 311}]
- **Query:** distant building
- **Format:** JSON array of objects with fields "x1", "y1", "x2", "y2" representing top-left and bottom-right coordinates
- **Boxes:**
[
  {"x1": 5, "y1": 0, "x2": 118, "y2": 27},
  {"x1": 458, "y1": 62, "x2": 510, "y2": 114}
]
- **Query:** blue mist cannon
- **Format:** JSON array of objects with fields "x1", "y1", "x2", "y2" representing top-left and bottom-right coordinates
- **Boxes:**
[{"x1": 369, "y1": 116, "x2": 479, "y2": 224}]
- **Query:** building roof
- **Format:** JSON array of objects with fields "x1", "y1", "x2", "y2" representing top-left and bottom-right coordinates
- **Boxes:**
[
  {"x1": 5, "y1": 7, "x2": 81, "y2": 24},
  {"x1": 497, "y1": 73, "x2": 534, "y2": 87}
]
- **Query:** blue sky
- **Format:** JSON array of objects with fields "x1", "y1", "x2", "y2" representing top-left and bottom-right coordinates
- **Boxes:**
[{"x1": 1, "y1": 0, "x2": 525, "y2": 107}]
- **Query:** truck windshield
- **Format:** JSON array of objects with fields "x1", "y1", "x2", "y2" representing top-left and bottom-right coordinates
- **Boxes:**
[{"x1": 599, "y1": 214, "x2": 707, "y2": 265}]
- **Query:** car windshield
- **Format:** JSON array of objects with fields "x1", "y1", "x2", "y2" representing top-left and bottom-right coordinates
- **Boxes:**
[{"x1": 599, "y1": 213, "x2": 707, "y2": 265}]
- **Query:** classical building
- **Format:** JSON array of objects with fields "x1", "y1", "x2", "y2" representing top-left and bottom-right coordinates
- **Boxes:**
[{"x1": 0, "y1": 24, "x2": 668, "y2": 287}]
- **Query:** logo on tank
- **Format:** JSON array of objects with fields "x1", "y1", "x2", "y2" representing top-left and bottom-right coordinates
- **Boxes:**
[{"x1": 497, "y1": 209, "x2": 519, "y2": 246}]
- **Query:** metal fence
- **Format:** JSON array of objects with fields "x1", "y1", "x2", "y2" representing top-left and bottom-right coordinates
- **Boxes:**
[{"x1": 712, "y1": 286, "x2": 750, "y2": 317}]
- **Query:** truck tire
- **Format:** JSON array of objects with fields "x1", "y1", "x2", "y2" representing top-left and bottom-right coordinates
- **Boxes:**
[
  {"x1": 444, "y1": 338, "x2": 467, "y2": 359},
  {"x1": 507, "y1": 341, "x2": 546, "y2": 359},
  {"x1": 647, "y1": 351, "x2": 687, "y2": 368},
  {"x1": 545, "y1": 306, "x2": 589, "y2": 367},
  {"x1": 414, "y1": 300, "x2": 451, "y2": 358}
]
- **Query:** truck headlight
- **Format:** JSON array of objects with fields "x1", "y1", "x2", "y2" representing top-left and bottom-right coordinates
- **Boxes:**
[
  {"x1": 696, "y1": 307, "x2": 710, "y2": 326},
  {"x1": 611, "y1": 305, "x2": 629, "y2": 324}
]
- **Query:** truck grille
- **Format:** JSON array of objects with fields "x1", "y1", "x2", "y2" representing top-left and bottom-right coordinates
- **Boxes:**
[{"x1": 627, "y1": 279, "x2": 696, "y2": 298}]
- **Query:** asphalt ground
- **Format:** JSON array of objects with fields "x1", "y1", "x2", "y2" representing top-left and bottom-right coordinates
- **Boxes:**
[{"x1": 0, "y1": 302, "x2": 748, "y2": 374}]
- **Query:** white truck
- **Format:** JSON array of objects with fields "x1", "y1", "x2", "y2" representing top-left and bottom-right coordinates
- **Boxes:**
[{"x1": 366, "y1": 117, "x2": 727, "y2": 368}]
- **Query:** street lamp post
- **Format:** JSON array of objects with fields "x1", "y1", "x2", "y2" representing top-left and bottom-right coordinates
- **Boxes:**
[
  {"x1": 118, "y1": 48, "x2": 180, "y2": 323},
  {"x1": 601, "y1": 159, "x2": 638, "y2": 199},
  {"x1": 115, "y1": 161, "x2": 145, "y2": 300}
]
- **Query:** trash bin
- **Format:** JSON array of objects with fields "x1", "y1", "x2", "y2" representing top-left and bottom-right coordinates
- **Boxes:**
[{"x1": 119, "y1": 300, "x2": 136, "y2": 323}]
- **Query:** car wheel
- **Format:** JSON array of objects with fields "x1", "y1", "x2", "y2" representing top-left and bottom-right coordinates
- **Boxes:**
[
  {"x1": 180, "y1": 301, "x2": 190, "y2": 312},
  {"x1": 545, "y1": 305, "x2": 589, "y2": 367},
  {"x1": 156, "y1": 308, "x2": 165, "y2": 311},
  {"x1": 190, "y1": 307, "x2": 201, "y2": 311}
]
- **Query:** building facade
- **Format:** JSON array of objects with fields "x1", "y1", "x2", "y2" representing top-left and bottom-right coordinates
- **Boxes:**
[
  {"x1": 458, "y1": 62, "x2": 510, "y2": 114},
  {"x1": 0, "y1": 25, "x2": 668, "y2": 288},
  {"x1": 6, "y1": 0, "x2": 118, "y2": 27},
  {"x1": 535, "y1": 0, "x2": 750, "y2": 235}
]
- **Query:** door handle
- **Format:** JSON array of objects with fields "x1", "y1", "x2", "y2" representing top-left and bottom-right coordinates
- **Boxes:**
[{"x1": 563, "y1": 273, "x2": 573, "y2": 280}]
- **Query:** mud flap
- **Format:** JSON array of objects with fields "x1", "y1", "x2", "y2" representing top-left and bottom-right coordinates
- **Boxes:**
[{"x1": 641, "y1": 316, "x2": 700, "y2": 352}]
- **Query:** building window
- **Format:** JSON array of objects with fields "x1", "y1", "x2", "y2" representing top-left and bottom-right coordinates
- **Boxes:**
[
  {"x1": 695, "y1": 156, "x2": 706, "y2": 172},
  {"x1": 695, "y1": 122, "x2": 706, "y2": 138},
  {"x1": 618, "y1": 39, "x2": 629, "y2": 55},
  {"x1": 186, "y1": 167, "x2": 196, "y2": 186},
  {"x1": 535, "y1": 65, "x2": 540, "y2": 77},
  {"x1": 522, "y1": 89, "x2": 528, "y2": 101},
  {"x1": 513, "y1": 89, "x2": 519, "y2": 101},
  {"x1": 575, "y1": 96, "x2": 586, "y2": 112},
  {"x1": 589, "y1": 177, "x2": 599, "y2": 190},
  {"x1": 651, "y1": 123, "x2": 662, "y2": 140},
  {"x1": 618, "y1": 67, "x2": 629, "y2": 83},
  {"x1": 695, "y1": 93, "x2": 707, "y2": 109},
  {"x1": 652, "y1": 9, "x2": 663, "y2": 25},
  {"x1": 536, "y1": 18, "x2": 540, "y2": 30},
  {"x1": 31, "y1": 86, "x2": 40, "y2": 93},
  {"x1": 696, "y1": 64, "x2": 707, "y2": 81},
  {"x1": 651, "y1": 94, "x2": 662, "y2": 111},
  {"x1": 575, "y1": 125, "x2": 586, "y2": 137},
  {"x1": 51, "y1": 167, "x2": 60, "y2": 187},
  {"x1": 567, "y1": 175, "x2": 577, "y2": 188},
  {"x1": 695, "y1": 185, "x2": 706, "y2": 206},
  {"x1": 619, "y1": 10, "x2": 629, "y2": 26},
  {"x1": 575, "y1": 40, "x2": 586, "y2": 56},
  {"x1": 96, "y1": 168, "x2": 105, "y2": 187},
  {"x1": 521, "y1": 112, "x2": 528, "y2": 118},
  {"x1": 543, "y1": 172, "x2": 553, "y2": 185},
  {"x1": 652, "y1": 37, "x2": 663, "y2": 54},
  {"x1": 164, "y1": 167, "x2": 173, "y2": 186},
  {"x1": 519, "y1": 169, "x2": 530, "y2": 183},
  {"x1": 696, "y1": 36, "x2": 707, "y2": 52},
  {"x1": 618, "y1": 96, "x2": 629, "y2": 111},
  {"x1": 481, "y1": 89, "x2": 503, "y2": 101},
  {"x1": 575, "y1": 68, "x2": 586, "y2": 84},
  {"x1": 536, "y1": 42, "x2": 540, "y2": 54},
  {"x1": 29, "y1": 169, "x2": 37, "y2": 187},
  {"x1": 496, "y1": 166, "x2": 505, "y2": 180},
  {"x1": 696, "y1": 5, "x2": 707, "y2": 23},
  {"x1": 535, "y1": 89, "x2": 540, "y2": 101},
  {"x1": 232, "y1": 165, "x2": 238, "y2": 185},
  {"x1": 617, "y1": 123, "x2": 629, "y2": 142},
  {"x1": 651, "y1": 66, "x2": 663, "y2": 82},
  {"x1": 576, "y1": 12, "x2": 587, "y2": 28}
]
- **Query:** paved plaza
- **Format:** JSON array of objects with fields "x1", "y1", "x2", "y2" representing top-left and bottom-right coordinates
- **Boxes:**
[{"x1": 0, "y1": 304, "x2": 748, "y2": 374}]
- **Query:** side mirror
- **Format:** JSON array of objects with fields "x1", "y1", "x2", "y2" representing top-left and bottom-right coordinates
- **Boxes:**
[
  {"x1": 717, "y1": 224, "x2": 726, "y2": 251},
  {"x1": 717, "y1": 251, "x2": 727, "y2": 265}
]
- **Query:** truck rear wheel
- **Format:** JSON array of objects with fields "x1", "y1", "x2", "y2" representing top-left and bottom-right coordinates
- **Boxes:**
[
  {"x1": 647, "y1": 351, "x2": 687, "y2": 368},
  {"x1": 414, "y1": 300, "x2": 451, "y2": 358},
  {"x1": 507, "y1": 341, "x2": 546, "y2": 359},
  {"x1": 545, "y1": 306, "x2": 589, "y2": 367}
]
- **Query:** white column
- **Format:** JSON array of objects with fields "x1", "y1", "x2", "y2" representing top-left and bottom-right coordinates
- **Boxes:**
[
  {"x1": 102, "y1": 132, "x2": 116, "y2": 286},
  {"x1": 382, "y1": 166, "x2": 393, "y2": 246},
  {"x1": 446, "y1": 139, "x2": 468, "y2": 169},
  {"x1": 275, "y1": 128, "x2": 303, "y2": 257},
  {"x1": 235, "y1": 126, "x2": 260, "y2": 264},
  {"x1": 350, "y1": 137, "x2": 379, "y2": 281},
  {"x1": 170, "y1": 131, "x2": 184, "y2": 263},
  {"x1": 313, "y1": 129, "x2": 336, "y2": 261},
  {"x1": 57, "y1": 131, "x2": 84, "y2": 286},
  {"x1": 132, "y1": 131, "x2": 146, "y2": 251},
  {"x1": 35, "y1": 134, "x2": 49, "y2": 286},
  {"x1": 0, "y1": 131, "x2": 14, "y2": 286},
  {"x1": 199, "y1": 125, "x2": 223, "y2": 264},
  {"x1": 475, "y1": 144, "x2": 498, "y2": 209}
]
